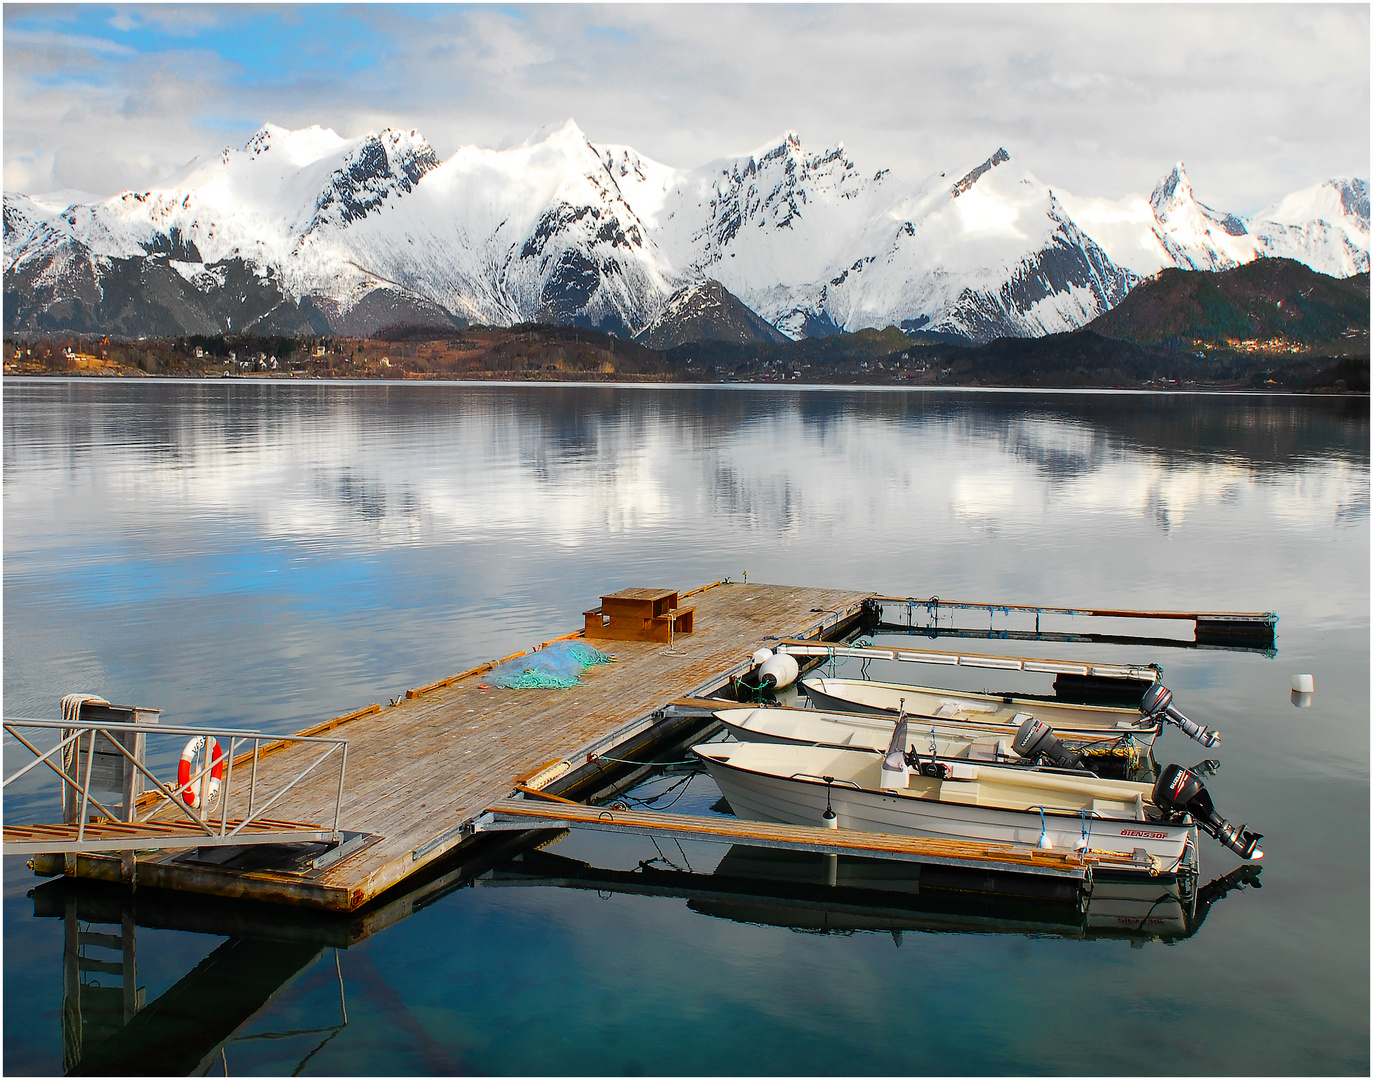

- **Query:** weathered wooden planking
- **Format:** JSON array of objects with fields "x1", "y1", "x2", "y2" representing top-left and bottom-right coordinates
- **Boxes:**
[{"x1": 122, "y1": 582, "x2": 871, "y2": 909}]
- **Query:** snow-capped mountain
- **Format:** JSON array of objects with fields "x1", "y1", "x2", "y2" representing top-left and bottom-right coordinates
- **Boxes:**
[
  {"x1": 1250, "y1": 178, "x2": 1369, "y2": 278},
  {"x1": 4, "y1": 121, "x2": 1368, "y2": 342},
  {"x1": 1056, "y1": 165, "x2": 1369, "y2": 280},
  {"x1": 812, "y1": 149, "x2": 1137, "y2": 342}
]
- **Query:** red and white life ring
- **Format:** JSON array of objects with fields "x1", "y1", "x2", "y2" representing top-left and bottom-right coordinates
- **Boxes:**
[{"x1": 177, "y1": 736, "x2": 224, "y2": 808}]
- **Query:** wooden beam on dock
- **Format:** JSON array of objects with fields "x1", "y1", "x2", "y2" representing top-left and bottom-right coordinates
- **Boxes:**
[{"x1": 476, "y1": 798, "x2": 1147, "y2": 880}]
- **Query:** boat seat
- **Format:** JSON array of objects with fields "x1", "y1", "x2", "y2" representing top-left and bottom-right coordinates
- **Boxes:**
[{"x1": 938, "y1": 782, "x2": 981, "y2": 806}]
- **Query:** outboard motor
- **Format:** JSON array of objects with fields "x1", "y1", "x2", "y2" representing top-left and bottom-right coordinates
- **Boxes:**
[
  {"x1": 1013, "y1": 716, "x2": 1084, "y2": 770},
  {"x1": 1140, "y1": 684, "x2": 1221, "y2": 747},
  {"x1": 1152, "y1": 763, "x2": 1264, "y2": 860}
]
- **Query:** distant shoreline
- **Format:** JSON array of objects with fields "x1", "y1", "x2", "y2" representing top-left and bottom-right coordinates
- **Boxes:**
[{"x1": 3, "y1": 373, "x2": 1364, "y2": 397}]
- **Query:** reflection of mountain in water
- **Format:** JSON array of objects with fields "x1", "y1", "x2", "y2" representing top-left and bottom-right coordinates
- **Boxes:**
[{"x1": 5, "y1": 384, "x2": 1364, "y2": 550}]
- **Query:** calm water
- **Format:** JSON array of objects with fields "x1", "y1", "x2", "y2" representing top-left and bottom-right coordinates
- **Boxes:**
[{"x1": 3, "y1": 380, "x2": 1368, "y2": 1075}]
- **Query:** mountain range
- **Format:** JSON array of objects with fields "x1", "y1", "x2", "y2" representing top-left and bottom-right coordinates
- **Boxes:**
[{"x1": 4, "y1": 119, "x2": 1368, "y2": 343}]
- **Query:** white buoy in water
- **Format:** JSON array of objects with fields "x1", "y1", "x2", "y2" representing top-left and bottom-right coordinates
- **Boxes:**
[
  {"x1": 1292, "y1": 674, "x2": 1315, "y2": 693},
  {"x1": 758, "y1": 652, "x2": 800, "y2": 690},
  {"x1": 1291, "y1": 690, "x2": 1313, "y2": 708},
  {"x1": 751, "y1": 647, "x2": 774, "y2": 666}
]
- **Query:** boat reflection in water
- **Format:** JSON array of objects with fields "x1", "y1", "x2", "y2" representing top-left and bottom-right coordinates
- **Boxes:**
[{"x1": 480, "y1": 844, "x2": 1262, "y2": 946}]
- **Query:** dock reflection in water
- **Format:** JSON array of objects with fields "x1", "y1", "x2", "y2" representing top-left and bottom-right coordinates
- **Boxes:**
[
  {"x1": 31, "y1": 831, "x2": 533, "y2": 1077},
  {"x1": 33, "y1": 831, "x2": 1261, "y2": 1076}
]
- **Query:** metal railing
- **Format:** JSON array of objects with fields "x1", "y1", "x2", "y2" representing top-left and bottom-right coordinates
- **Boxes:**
[{"x1": 4, "y1": 716, "x2": 348, "y2": 851}]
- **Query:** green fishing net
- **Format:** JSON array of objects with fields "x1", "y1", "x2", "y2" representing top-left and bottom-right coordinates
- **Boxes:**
[{"x1": 488, "y1": 640, "x2": 615, "y2": 689}]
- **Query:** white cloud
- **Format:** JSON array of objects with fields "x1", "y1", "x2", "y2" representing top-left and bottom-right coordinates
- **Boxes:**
[{"x1": 2, "y1": 4, "x2": 1367, "y2": 212}]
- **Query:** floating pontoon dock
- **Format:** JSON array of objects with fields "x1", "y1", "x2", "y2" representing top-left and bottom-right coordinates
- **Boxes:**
[
  {"x1": 9, "y1": 581, "x2": 1268, "y2": 912},
  {"x1": 18, "y1": 583, "x2": 871, "y2": 909}
]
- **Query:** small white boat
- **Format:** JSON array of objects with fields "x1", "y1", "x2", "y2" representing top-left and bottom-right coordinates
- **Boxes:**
[
  {"x1": 800, "y1": 676, "x2": 1194, "y2": 748},
  {"x1": 694, "y1": 739, "x2": 1196, "y2": 872},
  {"x1": 693, "y1": 735, "x2": 1261, "y2": 875},
  {"x1": 713, "y1": 706, "x2": 1149, "y2": 774}
]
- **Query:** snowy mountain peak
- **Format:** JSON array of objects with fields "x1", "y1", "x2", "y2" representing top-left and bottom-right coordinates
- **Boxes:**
[
  {"x1": 305, "y1": 128, "x2": 440, "y2": 232},
  {"x1": 522, "y1": 118, "x2": 591, "y2": 150},
  {"x1": 1150, "y1": 162, "x2": 1193, "y2": 213},
  {"x1": 1249, "y1": 176, "x2": 1370, "y2": 276},
  {"x1": 238, "y1": 123, "x2": 348, "y2": 167},
  {"x1": 951, "y1": 148, "x2": 1011, "y2": 197},
  {"x1": 759, "y1": 129, "x2": 803, "y2": 159}
]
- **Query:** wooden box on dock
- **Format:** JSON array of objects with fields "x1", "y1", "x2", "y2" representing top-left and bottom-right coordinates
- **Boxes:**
[
  {"x1": 584, "y1": 588, "x2": 695, "y2": 643},
  {"x1": 62, "y1": 703, "x2": 160, "y2": 825}
]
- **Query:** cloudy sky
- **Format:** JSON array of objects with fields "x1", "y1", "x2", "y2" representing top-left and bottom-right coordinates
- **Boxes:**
[{"x1": 3, "y1": 3, "x2": 1368, "y2": 213}]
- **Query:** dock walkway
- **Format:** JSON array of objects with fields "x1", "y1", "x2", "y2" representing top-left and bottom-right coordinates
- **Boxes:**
[{"x1": 51, "y1": 582, "x2": 871, "y2": 910}]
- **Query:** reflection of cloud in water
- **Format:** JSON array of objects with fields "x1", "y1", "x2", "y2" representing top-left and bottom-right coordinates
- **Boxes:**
[
  {"x1": 3, "y1": 387, "x2": 1366, "y2": 556},
  {"x1": 1001, "y1": 417, "x2": 1108, "y2": 481}
]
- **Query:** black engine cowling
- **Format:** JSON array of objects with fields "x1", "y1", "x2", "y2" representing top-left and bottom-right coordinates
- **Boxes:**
[
  {"x1": 1013, "y1": 716, "x2": 1084, "y2": 770},
  {"x1": 1140, "y1": 684, "x2": 1221, "y2": 747},
  {"x1": 1152, "y1": 763, "x2": 1264, "y2": 860}
]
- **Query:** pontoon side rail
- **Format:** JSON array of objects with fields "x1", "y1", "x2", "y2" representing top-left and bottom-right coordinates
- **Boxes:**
[{"x1": 771, "y1": 641, "x2": 1160, "y2": 682}]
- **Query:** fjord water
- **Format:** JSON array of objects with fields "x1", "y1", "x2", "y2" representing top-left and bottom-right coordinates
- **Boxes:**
[{"x1": 3, "y1": 380, "x2": 1367, "y2": 1075}]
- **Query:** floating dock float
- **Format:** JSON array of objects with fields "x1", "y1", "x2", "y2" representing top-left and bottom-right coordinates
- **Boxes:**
[{"x1": 871, "y1": 596, "x2": 1278, "y2": 650}]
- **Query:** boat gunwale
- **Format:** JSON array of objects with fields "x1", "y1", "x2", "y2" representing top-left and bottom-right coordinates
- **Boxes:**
[
  {"x1": 801, "y1": 676, "x2": 1153, "y2": 718},
  {"x1": 714, "y1": 705, "x2": 1161, "y2": 747}
]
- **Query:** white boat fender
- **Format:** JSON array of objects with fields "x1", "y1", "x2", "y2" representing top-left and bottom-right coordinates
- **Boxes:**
[
  {"x1": 757, "y1": 652, "x2": 799, "y2": 691},
  {"x1": 1140, "y1": 684, "x2": 1221, "y2": 747},
  {"x1": 178, "y1": 736, "x2": 224, "y2": 808},
  {"x1": 1152, "y1": 763, "x2": 1263, "y2": 860},
  {"x1": 751, "y1": 648, "x2": 774, "y2": 666}
]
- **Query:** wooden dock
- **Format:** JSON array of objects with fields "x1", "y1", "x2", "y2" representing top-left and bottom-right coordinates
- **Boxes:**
[{"x1": 36, "y1": 582, "x2": 873, "y2": 910}]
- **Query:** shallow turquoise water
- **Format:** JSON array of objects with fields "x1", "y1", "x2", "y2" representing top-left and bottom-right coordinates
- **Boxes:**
[{"x1": 4, "y1": 381, "x2": 1368, "y2": 1075}]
